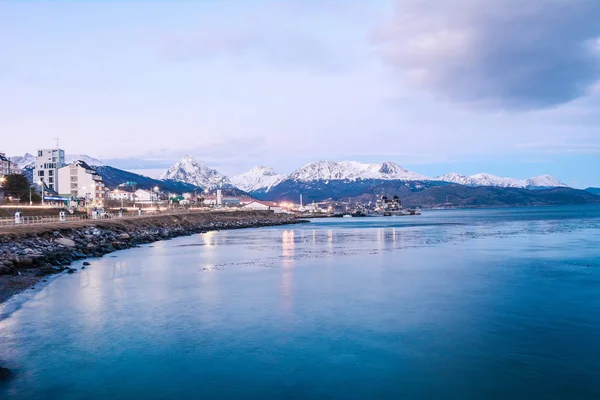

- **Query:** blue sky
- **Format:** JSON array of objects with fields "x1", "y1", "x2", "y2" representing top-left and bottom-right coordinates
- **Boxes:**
[{"x1": 1, "y1": 0, "x2": 599, "y2": 188}]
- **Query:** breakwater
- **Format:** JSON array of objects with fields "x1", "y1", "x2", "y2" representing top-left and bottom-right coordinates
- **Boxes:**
[{"x1": 0, "y1": 211, "x2": 302, "y2": 304}]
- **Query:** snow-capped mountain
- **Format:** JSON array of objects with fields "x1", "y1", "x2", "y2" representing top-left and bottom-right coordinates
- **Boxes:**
[
  {"x1": 160, "y1": 155, "x2": 231, "y2": 189},
  {"x1": 524, "y1": 175, "x2": 567, "y2": 188},
  {"x1": 9, "y1": 153, "x2": 36, "y2": 170},
  {"x1": 436, "y1": 173, "x2": 566, "y2": 189},
  {"x1": 288, "y1": 161, "x2": 430, "y2": 182},
  {"x1": 67, "y1": 154, "x2": 104, "y2": 166},
  {"x1": 9, "y1": 153, "x2": 103, "y2": 171},
  {"x1": 231, "y1": 166, "x2": 286, "y2": 193}
]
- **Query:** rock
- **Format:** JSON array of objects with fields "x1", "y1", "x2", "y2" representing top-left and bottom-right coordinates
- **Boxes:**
[
  {"x1": 52, "y1": 231, "x2": 60, "y2": 237},
  {"x1": 0, "y1": 266, "x2": 11, "y2": 275},
  {"x1": 0, "y1": 367, "x2": 13, "y2": 382},
  {"x1": 2, "y1": 260, "x2": 13, "y2": 267},
  {"x1": 66, "y1": 268, "x2": 75, "y2": 274},
  {"x1": 16, "y1": 257, "x2": 34, "y2": 267},
  {"x1": 118, "y1": 233, "x2": 130, "y2": 240},
  {"x1": 55, "y1": 238, "x2": 76, "y2": 247},
  {"x1": 82, "y1": 261, "x2": 91, "y2": 266},
  {"x1": 81, "y1": 266, "x2": 86, "y2": 269}
]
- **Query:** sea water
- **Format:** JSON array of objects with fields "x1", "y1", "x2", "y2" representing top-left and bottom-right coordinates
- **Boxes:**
[{"x1": 1, "y1": 206, "x2": 600, "y2": 399}]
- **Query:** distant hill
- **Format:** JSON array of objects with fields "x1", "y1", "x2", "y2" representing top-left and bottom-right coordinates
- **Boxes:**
[
  {"x1": 585, "y1": 187, "x2": 600, "y2": 196},
  {"x1": 400, "y1": 185, "x2": 600, "y2": 208},
  {"x1": 255, "y1": 179, "x2": 449, "y2": 203},
  {"x1": 95, "y1": 166, "x2": 247, "y2": 196}
]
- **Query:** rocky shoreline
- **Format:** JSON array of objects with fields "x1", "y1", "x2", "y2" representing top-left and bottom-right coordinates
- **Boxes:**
[{"x1": 0, "y1": 211, "x2": 304, "y2": 305}]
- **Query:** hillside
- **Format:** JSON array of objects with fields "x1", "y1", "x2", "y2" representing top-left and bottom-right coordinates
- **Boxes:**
[
  {"x1": 400, "y1": 186, "x2": 600, "y2": 208},
  {"x1": 255, "y1": 179, "x2": 448, "y2": 203},
  {"x1": 585, "y1": 187, "x2": 600, "y2": 196}
]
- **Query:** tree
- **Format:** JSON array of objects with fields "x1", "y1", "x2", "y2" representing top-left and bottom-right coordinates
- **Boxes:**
[{"x1": 2, "y1": 174, "x2": 34, "y2": 202}]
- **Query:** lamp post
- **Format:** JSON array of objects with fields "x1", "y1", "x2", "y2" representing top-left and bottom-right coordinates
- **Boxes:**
[
  {"x1": 38, "y1": 180, "x2": 44, "y2": 205},
  {"x1": 153, "y1": 186, "x2": 159, "y2": 210}
]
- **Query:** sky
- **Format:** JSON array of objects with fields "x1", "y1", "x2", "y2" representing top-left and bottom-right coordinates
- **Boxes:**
[{"x1": 1, "y1": 0, "x2": 599, "y2": 188}]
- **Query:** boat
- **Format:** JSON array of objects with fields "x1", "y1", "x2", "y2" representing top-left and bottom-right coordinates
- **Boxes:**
[{"x1": 342, "y1": 214, "x2": 352, "y2": 218}]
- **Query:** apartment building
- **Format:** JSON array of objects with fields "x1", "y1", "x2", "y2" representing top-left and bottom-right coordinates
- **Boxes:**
[
  {"x1": 34, "y1": 148, "x2": 66, "y2": 192},
  {"x1": 58, "y1": 160, "x2": 105, "y2": 206},
  {"x1": 0, "y1": 152, "x2": 12, "y2": 177}
]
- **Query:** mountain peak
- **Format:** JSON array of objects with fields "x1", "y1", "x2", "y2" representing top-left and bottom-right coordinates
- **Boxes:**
[
  {"x1": 436, "y1": 172, "x2": 566, "y2": 189},
  {"x1": 160, "y1": 156, "x2": 231, "y2": 189},
  {"x1": 231, "y1": 166, "x2": 286, "y2": 193}
]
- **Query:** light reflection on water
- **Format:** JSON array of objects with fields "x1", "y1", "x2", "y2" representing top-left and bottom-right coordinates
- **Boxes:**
[{"x1": 1, "y1": 206, "x2": 600, "y2": 399}]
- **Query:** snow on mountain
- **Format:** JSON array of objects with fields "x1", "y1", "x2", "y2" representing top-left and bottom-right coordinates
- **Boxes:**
[
  {"x1": 66, "y1": 154, "x2": 104, "y2": 166},
  {"x1": 160, "y1": 155, "x2": 231, "y2": 189},
  {"x1": 288, "y1": 161, "x2": 431, "y2": 182},
  {"x1": 436, "y1": 172, "x2": 566, "y2": 189},
  {"x1": 9, "y1": 153, "x2": 103, "y2": 171},
  {"x1": 9, "y1": 153, "x2": 36, "y2": 170},
  {"x1": 525, "y1": 175, "x2": 567, "y2": 188},
  {"x1": 231, "y1": 166, "x2": 286, "y2": 193}
]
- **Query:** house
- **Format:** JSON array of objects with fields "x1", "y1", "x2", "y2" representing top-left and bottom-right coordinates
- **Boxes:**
[
  {"x1": 243, "y1": 201, "x2": 271, "y2": 211},
  {"x1": 134, "y1": 189, "x2": 158, "y2": 203},
  {"x1": 108, "y1": 189, "x2": 135, "y2": 201},
  {"x1": 57, "y1": 160, "x2": 105, "y2": 206},
  {"x1": 242, "y1": 200, "x2": 286, "y2": 213},
  {"x1": 34, "y1": 148, "x2": 66, "y2": 192},
  {"x1": 0, "y1": 152, "x2": 13, "y2": 177}
]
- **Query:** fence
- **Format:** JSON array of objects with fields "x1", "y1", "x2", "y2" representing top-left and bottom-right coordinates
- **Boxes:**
[{"x1": 0, "y1": 207, "x2": 256, "y2": 228}]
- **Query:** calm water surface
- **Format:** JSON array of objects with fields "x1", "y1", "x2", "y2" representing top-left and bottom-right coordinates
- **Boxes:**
[{"x1": 1, "y1": 206, "x2": 600, "y2": 399}]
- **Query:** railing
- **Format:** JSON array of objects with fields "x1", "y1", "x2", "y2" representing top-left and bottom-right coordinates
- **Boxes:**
[{"x1": 0, "y1": 207, "x2": 260, "y2": 228}]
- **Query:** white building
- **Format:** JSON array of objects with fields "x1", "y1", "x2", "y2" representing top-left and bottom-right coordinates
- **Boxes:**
[
  {"x1": 58, "y1": 160, "x2": 105, "y2": 206},
  {"x1": 0, "y1": 152, "x2": 12, "y2": 177},
  {"x1": 34, "y1": 148, "x2": 66, "y2": 192},
  {"x1": 134, "y1": 189, "x2": 158, "y2": 203},
  {"x1": 108, "y1": 189, "x2": 135, "y2": 201},
  {"x1": 243, "y1": 201, "x2": 271, "y2": 211}
]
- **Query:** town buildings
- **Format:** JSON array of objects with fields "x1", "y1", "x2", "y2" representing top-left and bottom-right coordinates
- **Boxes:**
[
  {"x1": 134, "y1": 189, "x2": 158, "y2": 203},
  {"x1": 108, "y1": 189, "x2": 136, "y2": 202},
  {"x1": 57, "y1": 160, "x2": 105, "y2": 206},
  {"x1": 0, "y1": 152, "x2": 12, "y2": 178},
  {"x1": 34, "y1": 148, "x2": 66, "y2": 192}
]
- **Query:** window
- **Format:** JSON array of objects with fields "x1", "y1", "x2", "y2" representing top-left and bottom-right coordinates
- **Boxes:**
[
  {"x1": 49, "y1": 184, "x2": 54, "y2": 190},
  {"x1": 49, "y1": 177, "x2": 54, "y2": 183},
  {"x1": 70, "y1": 176, "x2": 77, "y2": 182},
  {"x1": 48, "y1": 170, "x2": 54, "y2": 176},
  {"x1": 38, "y1": 151, "x2": 43, "y2": 157},
  {"x1": 38, "y1": 171, "x2": 44, "y2": 177}
]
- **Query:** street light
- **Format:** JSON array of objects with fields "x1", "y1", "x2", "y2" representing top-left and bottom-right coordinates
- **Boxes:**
[
  {"x1": 153, "y1": 186, "x2": 159, "y2": 209},
  {"x1": 38, "y1": 180, "x2": 44, "y2": 205}
]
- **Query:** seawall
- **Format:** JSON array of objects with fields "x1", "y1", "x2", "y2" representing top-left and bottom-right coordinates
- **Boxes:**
[{"x1": 0, "y1": 211, "x2": 303, "y2": 304}]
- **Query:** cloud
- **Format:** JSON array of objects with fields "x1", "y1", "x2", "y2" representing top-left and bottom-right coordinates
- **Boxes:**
[
  {"x1": 515, "y1": 141, "x2": 600, "y2": 154},
  {"x1": 158, "y1": 30, "x2": 348, "y2": 72},
  {"x1": 373, "y1": 0, "x2": 600, "y2": 110}
]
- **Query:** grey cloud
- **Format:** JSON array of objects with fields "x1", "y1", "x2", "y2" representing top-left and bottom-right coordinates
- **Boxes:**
[{"x1": 373, "y1": 0, "x2": 600, "y2": 110}]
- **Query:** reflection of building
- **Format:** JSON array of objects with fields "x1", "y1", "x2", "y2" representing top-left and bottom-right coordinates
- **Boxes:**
[
  {"x1": 58, "y1": 160, "x2": 105, "y2": 205},
  {"x1": 34, "y1": 148, "x2": 66, "y2": 192}
]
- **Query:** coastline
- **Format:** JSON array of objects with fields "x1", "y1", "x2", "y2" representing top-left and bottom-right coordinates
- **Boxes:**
[{"x1": 0, "y1": 210, "x2": 305, "y2": 305}]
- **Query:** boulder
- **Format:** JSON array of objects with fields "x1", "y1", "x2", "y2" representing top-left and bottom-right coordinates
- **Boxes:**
[
  {"x1": 0, "y1": 367, "x2": 13, "y2": 382},
  {"x1": 118, "y1": 233, "x2": 131, "y2": 240},
  {"x1": 82, "y1": 261, "x2": 91, "y2": 266},
  {"x1": 55, "y1": 238, "x2": 76, "y2": 247}
]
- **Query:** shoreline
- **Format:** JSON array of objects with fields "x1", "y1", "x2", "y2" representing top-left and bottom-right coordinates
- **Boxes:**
[{"x1": 0, "y1": 211, "x2": 305, "y2": 305}]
